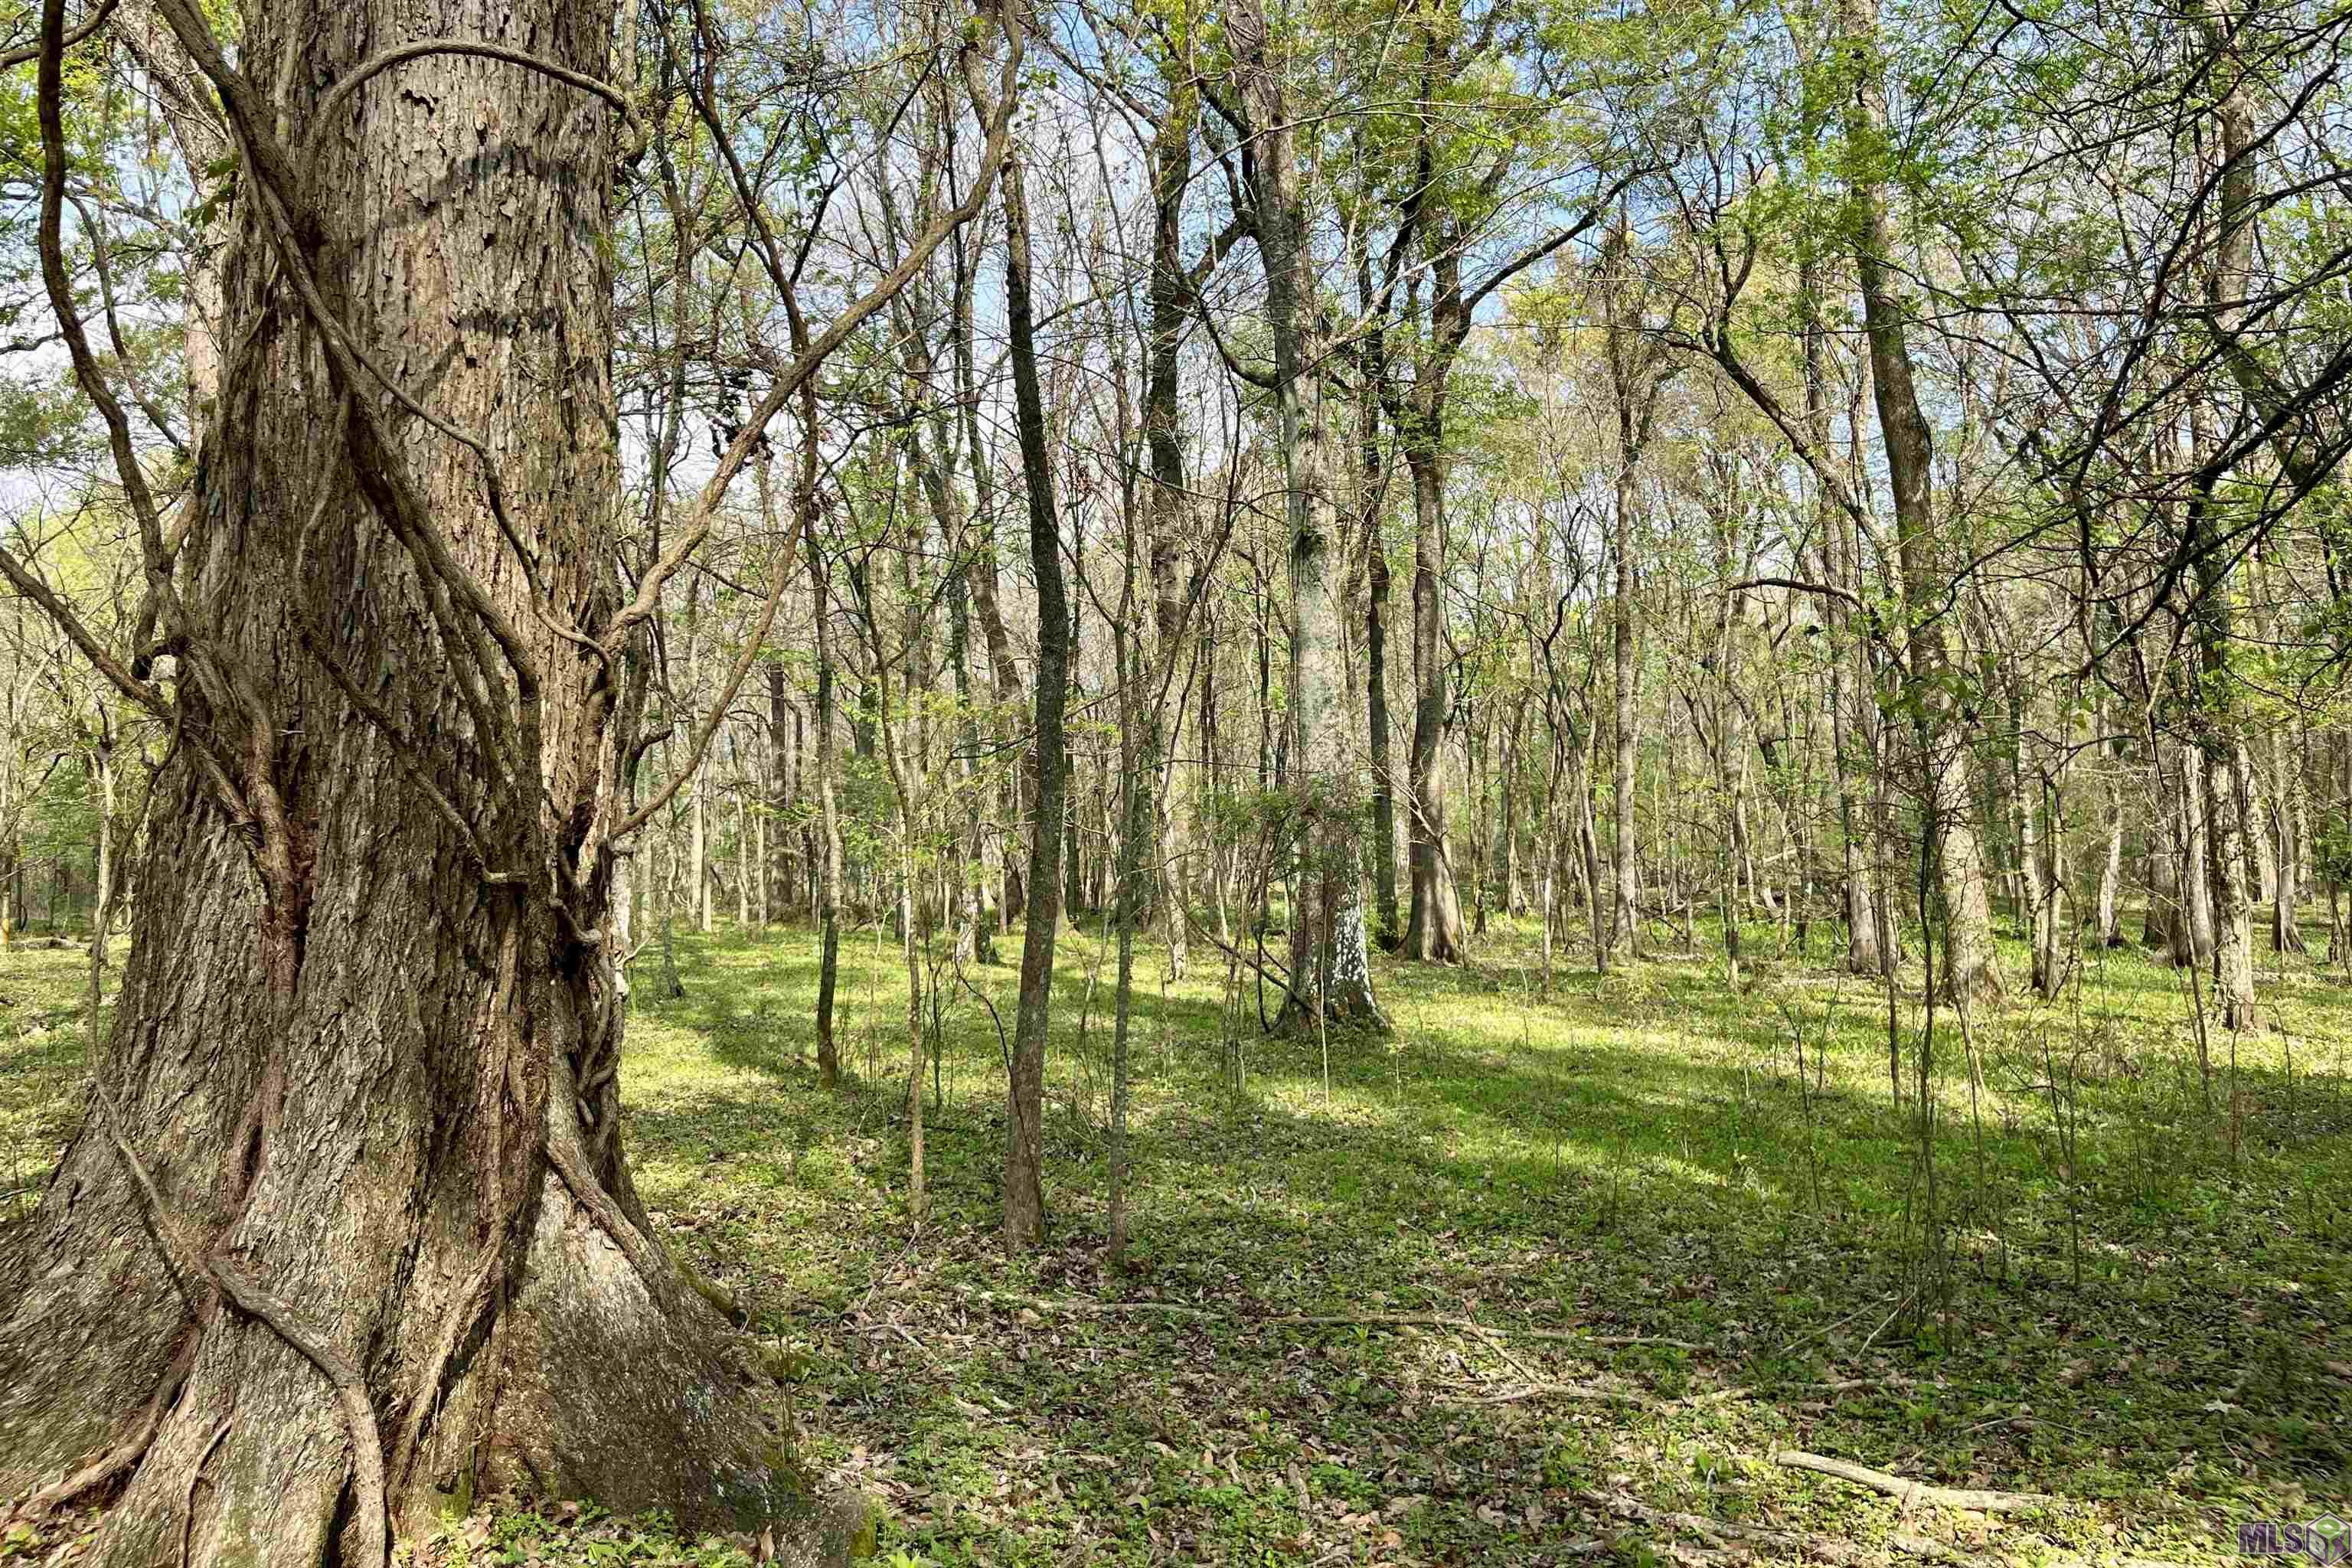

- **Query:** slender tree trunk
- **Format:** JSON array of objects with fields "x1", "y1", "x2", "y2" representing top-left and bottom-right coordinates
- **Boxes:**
[
  {"x1": 2016, "y1": 693, "x2": 2053, "y2": 994},
  {"x1": 797, "y1": 446, "x2": 844, "y2": 1087},
  {"x1": 1841, "y1": 0, "x2": 1999, "y2": 1004},
  {"x1": 2096, "y1": 697, "x2": 2127, "y2": 948},
  {"x1": 687, "y1": 584, "x2": 713, "y2": 935},
  {"x1": 2183, "y1": 737, "x2": 2217, "y2": 964},
  {"x1": 1609, "y1": 462, "x2": 1639, "y2": 964},
  {"x1": 1000, "y1": 149, "x2": 1067, "y2": 1250},
  {"x1": 1501, "y1": 715, "x2": 1524, "y2": 917},
  {"x1": 1402, "y1": 439, "x2": 1468, "y2": 961},
  {"x1": 1358, "y1": 278, "x2": 1400, "y2": 952},
  {"x1": 734, "y1": 786, "x2": 750, "y2": 928}
]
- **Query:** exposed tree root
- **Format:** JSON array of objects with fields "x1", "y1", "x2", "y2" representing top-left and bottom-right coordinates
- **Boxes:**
[{"x1": 389, "y1": 1248, "x2": 499, "y2": 1489}]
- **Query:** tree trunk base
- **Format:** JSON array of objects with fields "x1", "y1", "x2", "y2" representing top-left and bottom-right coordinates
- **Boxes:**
[
  {"x1": 2, "y1": 1135, "x2": 859, "y2": 1567},
  {"x1": 1272, "y1": 979, "x2": 1391, "y2": 1039},
  {"x1": 1936, "y1": 958, "x2": 2004, "y2": 1010}
]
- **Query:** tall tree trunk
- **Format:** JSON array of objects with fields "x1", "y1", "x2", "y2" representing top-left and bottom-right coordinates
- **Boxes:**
[
  {"x1": 1357, "y1": 256, "x2": 1400, "y2": 952},
  {"x1": 1399, "y1": 233, "x2": 1469, "y2": 963},
  {"x1": 0, "y1": 0, "x2": 840, "y2": 1555},
  {"x1": 1609, "y1": 460, "x2": 1639, "y2": 964},
  {"x1": 1234, "y1": 0, "x2": 1387, "y2": 1035},
  {"x1": 794, "y1": 357, "x2": 844, "y2": 1088},
  {"x1": 1000, "y1": 149, "x2": 1067, "y2": 1250},
  {"x1": 1596, "y1": 221, "x2": 1652, "y2": 967},
  {"x1": 1501, "y1": 711, "x2": 1524, "y2": 917},
  {"x1": 1402, "y1": 436, "x2": 1468, "y2": 961},
  {"x1": 1841, "y1": 0, "x2": 2000, "y2": 1004},
  {"x1": 1142, "y1": 92, "x2": 1197, "y2": 979}
]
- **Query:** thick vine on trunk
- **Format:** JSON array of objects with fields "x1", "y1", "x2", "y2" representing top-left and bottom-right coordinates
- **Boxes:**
[{"x1": 0, "y1": 0, "x2": 851, "y2": 1557}]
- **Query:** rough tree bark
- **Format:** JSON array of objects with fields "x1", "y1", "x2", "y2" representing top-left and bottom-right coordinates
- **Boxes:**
[
  {"x1": 0, "y1": 0, "x2": 856, "y2": 1558},
  {"x1": 1596, "y1": 219, "x2": 1655, "y2": 967}
]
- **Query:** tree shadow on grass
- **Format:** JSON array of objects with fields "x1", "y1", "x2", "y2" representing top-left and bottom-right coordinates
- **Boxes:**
[{"x1": 624, "y1": 925, "x2": 2351, "y2": 1543}]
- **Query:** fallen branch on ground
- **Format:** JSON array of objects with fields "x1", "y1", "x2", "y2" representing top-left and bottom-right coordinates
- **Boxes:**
[
  {"x1": 1453, "y1": 1379, "x2": 1664, "y2": 1409},
  {"x1": 1770, "y1": 1450, "x2": 2053, "y2": 1514}
]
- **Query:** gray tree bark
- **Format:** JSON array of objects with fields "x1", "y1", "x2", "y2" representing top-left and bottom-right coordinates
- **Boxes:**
[{"x1": 1233, "y1": 0, "x2": 1387, "y2": 1035}]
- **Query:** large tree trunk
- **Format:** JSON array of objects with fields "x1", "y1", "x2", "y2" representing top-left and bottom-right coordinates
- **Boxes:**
[
  {"x1": 1233, "y1": 0, "x2": 1387, "y2": 1037},
  {"x1": 0, "y1": 0, "x2": 838, "y2": 1558},
  {"x1": 1142, "y1": 96, "x2": 1197, "y2": 979}
]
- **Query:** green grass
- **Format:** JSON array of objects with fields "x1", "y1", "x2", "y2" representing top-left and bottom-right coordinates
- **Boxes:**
[{"x1": 3, "y1": 913, "x2": 2348, "y2": 1566}]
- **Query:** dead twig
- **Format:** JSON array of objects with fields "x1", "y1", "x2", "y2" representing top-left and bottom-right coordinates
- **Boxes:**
[
  {"x1": 1769, "y1": 1449, "x2": 2054, "y2": 1514},
  {"x1": 1452, "y1": 1379, "x2": 1665, "y2": 1409}
]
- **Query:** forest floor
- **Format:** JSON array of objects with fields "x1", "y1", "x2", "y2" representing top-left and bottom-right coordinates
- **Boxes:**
[{"x1": 2, "y1": 912, "x2": 2347, "y2": 1566}]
